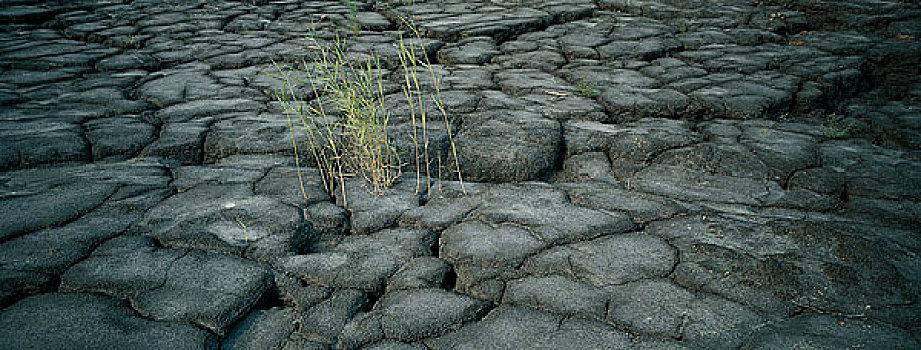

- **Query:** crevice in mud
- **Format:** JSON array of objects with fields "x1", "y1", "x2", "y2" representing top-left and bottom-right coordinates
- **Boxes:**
[
  {"x1": 148, "y1": 249, "x2": 189, "y2": 294},
  {"x1": 148, "y1": 235, "x2": 171, "y2": 249},
  {"x1": 644, "y1": 141, "x2": 704, "y2": 166},
  {"x1": 138, "y1": 120, "x2": 168, "y2": 162},
  {"x1": 663, "y1": 239, "x2": 682, "y2": 279},
  {"x1": 249, "y1": 165, "x2": 274, "y2": 194},
  {"x1": 360, "y1": 289, "x2": 382, "y2": 313},
  {"x1": 788, "y1": 80, "x2": 807, "y2": 115},
  {"x1": 445, "y1": 296, "x2": 495, "y2": 336},
  {"x1": 781, "y1": 166, "x2": 808, "y2": 190},
  {"x1": 429, "y1": 232, "x2": 441, "y2": 258},
  {"x1": 837, "y1": 183, "x2": 850, "y2": 204},
  {"x1": 0, "y1": 183, "x2": 120, "y2": 246},
  {"x1": 77, "y1": 122, "x2": 95, "y2": 163},
  {"x1": 73, "y1": 250, "x2": 191, "y2": 328},
  {"x1": 540, "y1": 120, "x2": 567, "y2": 182},
  {"x1": 251, "y1": 282, "x2": 286, "y2": 310},
  {"x1": 380, "y1": 2, "x2": 598, "y2": 46},
  {"x1": 788, "y1": 301, "x2": 884, "y2": 320},
  {"x1": 0, "y1": 270, "x2": 59, "y2": 310},
  {"x1": 193, "y1": 115, "x2": 220, "y2": 166},
  {"x1": 188, "y1": 321, "x2": 223, "y2": 340},
  {"x1": 441, "y1": 264, "x2": 458, "y2": 291},
  {"x1": 56, "y1": 225, "x2": 142, "y2": 291}
]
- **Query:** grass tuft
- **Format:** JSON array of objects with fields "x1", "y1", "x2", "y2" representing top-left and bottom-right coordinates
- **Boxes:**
[
  {"x1": 574, "y1": 80, "x2": 600, "y2": 98},
  {"x1": 343, "y1": 0, "x2": 361, "y2": 35},
  {"x1": 272, "y1": 14, "x2": 463, "y2": 207},
  {"x1": 820, "y1": 113, "x2": 859, "y2": 139}
]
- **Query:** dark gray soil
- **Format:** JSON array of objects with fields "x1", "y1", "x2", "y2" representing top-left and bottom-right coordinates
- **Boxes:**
[{"x1": 2, "y1": 0, "x2": 920, "y2": 349}]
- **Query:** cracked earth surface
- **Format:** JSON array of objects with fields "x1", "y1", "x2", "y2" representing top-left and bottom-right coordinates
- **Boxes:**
[{"x1": 1, "y1": 0, "x2": 920, "y2": 349}]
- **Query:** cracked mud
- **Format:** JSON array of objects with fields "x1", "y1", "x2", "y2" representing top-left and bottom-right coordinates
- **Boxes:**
[{"x1": 1, "y1": 0, "x2": 920, "y2": 349}]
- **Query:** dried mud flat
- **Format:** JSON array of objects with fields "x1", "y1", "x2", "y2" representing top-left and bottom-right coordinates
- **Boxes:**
[{"x1": 1, "y1": 0, "x2": 920, "y2": 349}]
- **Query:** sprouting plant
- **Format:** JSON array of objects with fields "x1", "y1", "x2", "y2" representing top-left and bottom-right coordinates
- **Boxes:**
[
  {"x1": 820, "y1": 113, "x2": 858, "y2": 139},
  {"x1": 47, "y1": 231, "x2": 57, "y2": 255},
  {"x1": 272, "y1": 15, "x2": 464, "y2": 207},
  {"x1": 343, "y1": 0, "x2": 361, "y2": 35},
  {"x1": 392, "y1": 14, "x2": 465, "y2": 196},
  {"x1": 272, "y1": 34, "x2": 398, "y2": 206},
  {"x1": 119, "y1": 35, "x2": 142, "y2": 49},
  {"x1": 674, "y1": 20, "x2": 690, "y2": 33},
  {"x1": 574, "y1": 80, "x2": 600, "y2": 98},
  {"x1": 236, "y1": 218, "x2": 249, "y2": 243}
]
